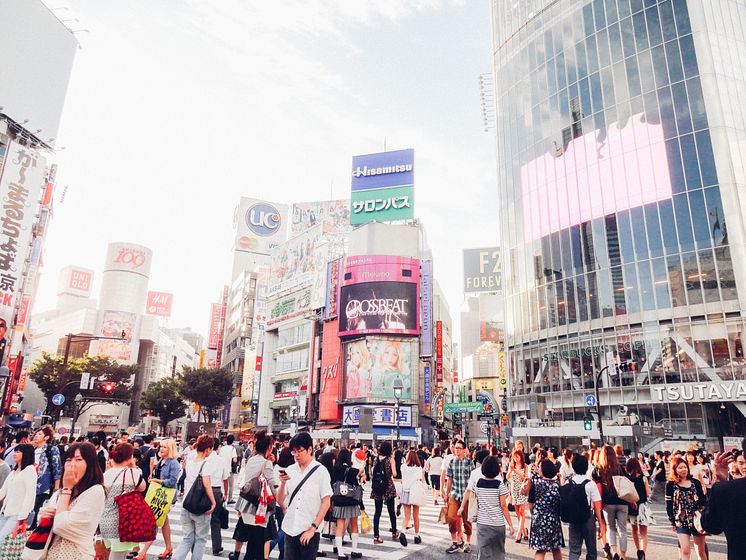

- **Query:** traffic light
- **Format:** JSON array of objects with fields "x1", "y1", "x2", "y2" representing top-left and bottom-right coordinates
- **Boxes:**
[
  {"x1": 101, "y1": 382, "x2": 115, "y2": 394},
  {"x1": 617, "y1": 361, "x2": 637, "y2": 373},
  {"x1": 583, "y1": 414, "x2": 593, "y2": 431}
]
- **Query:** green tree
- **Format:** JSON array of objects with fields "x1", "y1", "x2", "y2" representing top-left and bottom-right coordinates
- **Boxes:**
[
  {"x1": 29, "y1": 353, "x2": 136, "y2": 417},
  {"x1": 177, "y1": 367, "x2": 234, "y2": 422},
  {"x1": 141, "y1": 377, "x2": 186, "y2": 435}
]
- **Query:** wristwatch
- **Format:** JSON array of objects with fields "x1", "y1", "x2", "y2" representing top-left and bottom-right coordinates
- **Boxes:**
[
  {"x1": 60, "y1": 488, "x2": 72, "y2": 496},
  {"x1": 311, "y1": 522, "x2": 318, "y2": 529}
]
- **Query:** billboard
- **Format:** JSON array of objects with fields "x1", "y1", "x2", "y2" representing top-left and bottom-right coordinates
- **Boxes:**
[
  {"x1": 463, "y1": 247, "x2": 502, "y2": 294},
  {"x1": 344, "y1": 337, "x2": 415, "y2": 400},
  {"x1": 420, "y1": 261, "x2": 433, "y2": 357},
  {"x1": 146, "y1": 291, "x2": 173, "y2": 317},
  {"x1": 97, "y1": 310, "x2": 136, "y2": 362},
  {"x1": 57, "y1": 266, "x2": 93, "y2": 297},
  {"x1": 342, "y1": 405, "x2": 413, "y2": 427},
  {"x1": 350, "y1": 149, "x2": 414, "y2": 225},
  {"x1": 318, "y1": 320, "x2": 342, "y2": 421},
  {"x1": 0, "y1": 141, "x2": 46, "y2": 338},
  {"x1": 339, "y1": 255, "x2": 420, "y2": 337},
  {"x1": 104, "y1": 243, "x2": 152, "y2": 277},
  {"x1": 207, "y1": 303, "x2": 223, "y2": 349},
  {"x1": 324, "y1": 258, "x2": 342, "y2": 320},
  {"x1": 234, "y1": 198, "x2": 288, "y2": 256},
  {"x1": 266, "y1": 286, "x2": 312, "y2": 328},
  {"x1": 521, "y1": 114, "x2": 672, "y2": 242},
  {"x1": 0, "y1": 0, "x2": 78, "y2": 147},
  {"x1": 269, "y1": 224, "x2": 324, "y2": 296},
  {"x1": 291, "y1": 200, "x2": 351, "y2": 236},
  {"x1": 435, "y1": 321, "x2": 443, "y2": 385}
]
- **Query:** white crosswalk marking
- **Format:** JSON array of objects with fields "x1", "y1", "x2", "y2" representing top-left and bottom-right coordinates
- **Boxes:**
[{"x1": 144, "y1": 485, "x2": 451, "y2": 560}]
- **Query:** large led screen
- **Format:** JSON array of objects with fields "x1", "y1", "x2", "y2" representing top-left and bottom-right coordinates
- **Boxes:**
[
  {"x1": 345, "y1": 338, "x2": 415, "y2": 400},
  {"x1": 339, "y1": 281, "x2": 419, "y2": 336},
  {"x1": 521, "y1": 114, "x2": 672, "y2": 241}
]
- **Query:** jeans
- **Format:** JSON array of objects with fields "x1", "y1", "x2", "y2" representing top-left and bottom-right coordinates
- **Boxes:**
[
  {"x1": 568, "y1": 515, "x2": 597, "y2": 560},
  {"x1": 210, "y1": 488, "x2": 223, "y2": 552},
  {"x1": 373, "y1": 497, "x2": 397, "y2": 537},
  {"x1": 603, "y1": 504, "x2": 628, "y2": 553},
  {"x1": 270, "y1": 506, "x2": 286, "y2": 560},
  {"x1": 284, "y1": 533, "x2": 320, "y2": 560},
  {"x1": 476, "y1": 523, "x2": 506, "y2": 560},
  {"x1": 173, "y1": 508, "x2": 210, "y2": 560}
]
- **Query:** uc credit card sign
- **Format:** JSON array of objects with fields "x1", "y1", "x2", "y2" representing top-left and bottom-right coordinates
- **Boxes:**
[{"x1": 350, "y1": 148, "x2": 414, "y2": 225}]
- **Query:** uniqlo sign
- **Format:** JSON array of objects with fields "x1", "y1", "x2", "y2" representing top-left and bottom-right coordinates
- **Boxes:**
[
  {"x1": 69, "y1": 269, "x2": 92, "y2": 292},
  {"x1": 146, "y1": 291, "x2": 173, "y2": 317}
]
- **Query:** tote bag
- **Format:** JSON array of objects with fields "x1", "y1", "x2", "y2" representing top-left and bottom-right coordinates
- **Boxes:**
[
  {"x1": 183, "y1": 461, "x2": 212, "y2": 515},
  {"x1": 114, "y1": 469, "x2": 157, "y2": 542},
  {"x1": 612, "y1": 475, "x2": 639, "y2": 505}
]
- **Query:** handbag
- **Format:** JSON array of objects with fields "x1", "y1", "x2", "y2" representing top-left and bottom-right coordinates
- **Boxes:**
[
  {"x1": 22, "y1": 516, "x2": 53, "y2": 560},
  {"x1": 220, "y1": 504, "x2": 229, "y2": 530},
  {"x1": 408, "y1": 479, "x2": 428, "y2": 507},
  {"x1": 332, "y1": 468, "x2": 363, "y2": 507},
  {"x1": 239, "y1": 459, "x2": 268, "y2": 504},
  {"x1": 1, "y1": 530, "x2": 27, "y2": 560},
  {"x1": 359, "y1": 510, "x2": 371, "y2": 535},
  {"x1": 612, "y1": 475, "x2": 639, "y2": 505},
  {"x1": 114, "y1": 468, "x2": 158, "y2": 542},
  {"x1": 438, "y1": 505, "x2": 448, "y2": 524},
  {"x1": 184, "y1": 461, "x2": 213, "y2": 515}
]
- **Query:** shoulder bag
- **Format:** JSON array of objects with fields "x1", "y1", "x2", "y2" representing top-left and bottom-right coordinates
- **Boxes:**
[
  {"x1": 332, "y1": 467, "x2": 363, "y2": 507},
  {"x1": 239, "y1": 459, "x2": 269, "y2": 505},
  {"x1": 183, "y1": 461, "x2": 213, "y2": 515},
  {"x1": 612, "y1": 475, "x2": 639, "y2": 505},
  {"x1": 114, "y1": 468, "x2": 157, "y2": 542}
]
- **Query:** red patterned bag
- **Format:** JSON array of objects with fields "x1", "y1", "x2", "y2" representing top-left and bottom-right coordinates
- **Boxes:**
[{"x1": 114, "y1": 469, "x2": 157, "y2": 543}]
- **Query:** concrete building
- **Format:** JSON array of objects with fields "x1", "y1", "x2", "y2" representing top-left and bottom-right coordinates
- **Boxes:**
[{"x1": 492, "y1": 0, "x2": 746, "y2": 451}]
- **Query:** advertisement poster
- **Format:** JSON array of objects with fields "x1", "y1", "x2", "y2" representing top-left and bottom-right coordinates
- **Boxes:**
[
  {"x1": 350, "y1": 148, "x2": 415, "y2": 225},
  {"x1": 318, "y1": 320, "x2": 341, "y2": 421},
  {"x1": 420, "y1": 261, "x2": 433, "y2": 356},
  {"x1": 269, "y1": 224, "x2": 324, "y2": 296},
  {"x1": 339, "y1": 282, "x2": 418, "y2": 336},
  {"x1": 436, "y1": 320, "x2": 443, "y2": 385},
  {"x1": 266, "y1": 286, "x2": 312, "y2": 327},
  {"x1": 291, "y1": 200, "x2": 351, "y2": 236},
  {"x1": 234, "y1": 197, "x2": 288, "y2": 256},
  {"x1": 463, "y1": 247, "x2": 502, "y2": 294},
  {"x1": 310, "y1": 241, "x2": 329, "y2": 310},
  {"x1": 324, "y1": 258, "x2": 342, "y2": 319},
  {"x1": 146, "y1": 291, "x2": 173, "y2": 317},
  {"x1": 344, "y1": 338, "x2": 414, "y2": 400},
  {"x1": 208, "y1": 303, "x2": 222, "y2": 349},
  {"x1": 97, "y1": 310, "x2": 136, "y2": 362}
]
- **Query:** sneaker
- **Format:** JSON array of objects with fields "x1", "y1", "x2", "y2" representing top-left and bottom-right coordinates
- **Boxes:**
[
  {"x1": 228, "y1": 553, "x2": 239, "y2": 560},
  {"x1": 317, "y1": 552, "x2": 328, "y2": 558},
  {"x1": 399, "y1": 533, "x2": 408, "y2": 547},
  {"x1": 212, "y1": 549, "x2": 223, "y2": 556},
  {"x1": 350, "y1": 553, "x2": 362, "y2": 559},
  {"x1": 445, "y1": 543, "x2": 464, "y2": 554},
  {"x1": 338, "y1": 556, "x2": 347, "y2": 560},
  {"x1": 414, "y1": 536, "x2": 422, "y2": 545},
  {"x1": 463, "y1": 544, "x2": 471, "y2": 553}
]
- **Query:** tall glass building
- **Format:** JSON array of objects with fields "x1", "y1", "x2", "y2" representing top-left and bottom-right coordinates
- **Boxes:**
[{"x1": 492, "y1": 0, "x2": 746, "y2": 449}]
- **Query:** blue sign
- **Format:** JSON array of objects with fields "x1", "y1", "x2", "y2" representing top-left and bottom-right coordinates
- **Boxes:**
[
  {"x1": 585, "y1": 394, "x2": 597, "y2": 407},
  {"x1": 423, "y1": 365, "x2": 431, "y2": 406},
  {"x1": 35, "y1": 409, "x2": 43, "y2": 417},
  {"x1": 351, "y1": 148, "x2": 414, "y2": 191},
  {"x1": 420, "y1": 261, "x2": 433, "y2": 357},
  {"x1": 245, "y1": 202, "x2": 282, "y2": 237},
  {"x1": 52, "y1": 394, "x2": 65, "y2": 406}
]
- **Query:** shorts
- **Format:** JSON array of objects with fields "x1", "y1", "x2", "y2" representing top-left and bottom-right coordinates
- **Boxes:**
[
  {"x1": 430, "y1": 474, "x2": 441, "y2": 490},
  {"x1": 675, "y1": 526, "x2": 693, "y2": 535}
]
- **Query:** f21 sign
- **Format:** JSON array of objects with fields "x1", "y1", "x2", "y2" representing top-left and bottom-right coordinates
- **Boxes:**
[{"x1": 339, "y1": 281, "x2": 419, "y2": 336}]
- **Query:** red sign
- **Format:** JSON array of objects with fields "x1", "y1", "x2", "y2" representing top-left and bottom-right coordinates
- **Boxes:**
[
  {"x1": 215, "y1": 286, "x2": 228, "y2": 367},
  {"x1": 274, "y1": 391, "x2": 298, "y2": 400},
  {"x1": 16, "y1": 296, "x2": 30, "y2": 326},
  {"x1": 16, "y1": 366, "x2": 27, "y2": 392},
  {"x1": 436, "y1": 320, "x2": 443, "y2": 385},
  {"x1": 208, "y1": 303, "x2": 222, "y2": 349},
  {"x1": 318, "y1": 320, "x2": 342, "y2": 421},
  {"x1": 146, "y1": 291, "x2": 173, "y2": 317},
  {"x1": 453, "y1": 370, "x2": 458, "y2": 383},
  {"x1": 69, "y1": 269, "x2": 92, "y2": 292}
]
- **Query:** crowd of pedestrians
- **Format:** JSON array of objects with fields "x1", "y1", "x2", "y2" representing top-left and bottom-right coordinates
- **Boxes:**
[{"x1": 0, "y1": 427, "x2": 743, "y2": 560}]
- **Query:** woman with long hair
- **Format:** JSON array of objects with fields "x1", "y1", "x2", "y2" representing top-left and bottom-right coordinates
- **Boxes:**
[
  {"x1": 0, "y1": 443, "x2": 36, "y2": 543},
  {"x1": 558, "y1": 448, "x2": 574, "y2": 484},
  {"x1": 231, "y1": 431, "x2": 277, "y2": 560},
  {"x1": 625, "y1": 458, "x2": 652, "y2": 560},
  {"x1": 370, "y1": 441, "x2": 398, "y2": 544},
  {"x1": 594, "y1": 445, "x2": 628, "y2": 560},
  {"x1": 506, "y1": 449, "x2": 529, "y2": 542},
  {"x1": 665, "y1": 458, "x2": 707, "y2": 560},
  {"x1": 331, "y1": 448, "x2": 364, "y2": 559},
  {"x1": 426, "y1": 447, "x2": 444, "y2": 505},
  {"x1": 41, "y1": 441, "x2": 105, "y2": 560},
  {"x1": 100, "y1": 443, "x2": 148, "y2": 560},
  {"x1": 138, "y1": 439, "x2": 181, "y2": 559},
  {"x1": 399, "y1": 450, "x2": 425, "y2": 546}
]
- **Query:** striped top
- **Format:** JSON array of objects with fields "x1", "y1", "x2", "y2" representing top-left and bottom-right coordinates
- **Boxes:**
[{"x1": 471, "y1": 477, "x2": 508, "y2": 526}]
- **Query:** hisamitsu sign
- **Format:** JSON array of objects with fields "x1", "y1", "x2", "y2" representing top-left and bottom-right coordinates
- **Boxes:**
[
  {"x1": 350, "y1": 149, "x2": 415, "y2": 225},
  {"x1": 463, "y1": 247, "x2": 502, "y2": 294}
]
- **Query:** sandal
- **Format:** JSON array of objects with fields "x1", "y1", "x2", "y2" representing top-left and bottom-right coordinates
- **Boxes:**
[
  {"x1": 158, "y1": 549, "x2": 173, "y2": 559},
  {"x1": 373, "y1": 537, "x2": 383, "y2": 544}
]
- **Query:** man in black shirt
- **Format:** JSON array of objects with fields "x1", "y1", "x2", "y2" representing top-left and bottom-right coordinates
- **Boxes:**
[{"x1": 701, "y1": 437, "x2": 746, "y2": 560}]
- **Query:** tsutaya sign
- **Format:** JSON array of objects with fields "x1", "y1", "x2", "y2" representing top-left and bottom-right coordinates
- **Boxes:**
[{"x1": 651, "y1": 381, "x2": 746, "y2": 403}]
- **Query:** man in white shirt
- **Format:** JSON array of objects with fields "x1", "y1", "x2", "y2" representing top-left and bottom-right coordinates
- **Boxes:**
[
  {"x1": 278, "y1": 432, "x2": 332, "y2": 560},
  {"x1": 567, "y1": 454, "x2": 606, "y2": 560},
  {"x1": 218, "y1": 435, "x2": 239, "y2": 503}
]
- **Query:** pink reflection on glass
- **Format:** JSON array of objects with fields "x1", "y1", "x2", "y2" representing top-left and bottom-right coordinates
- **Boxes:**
[{"x1": 521, "y1": 114, "x2": 673, "y2": 242}]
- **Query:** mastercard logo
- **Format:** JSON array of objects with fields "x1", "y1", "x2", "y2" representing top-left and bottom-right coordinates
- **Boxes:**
[{"x1": 238, "y1": 236, "x2": 258, "y2": 250}]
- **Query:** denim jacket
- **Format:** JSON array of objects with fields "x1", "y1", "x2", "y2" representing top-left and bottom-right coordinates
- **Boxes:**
[{"x1": 153, "y1": 458, "x2": 180, "y2": 488}]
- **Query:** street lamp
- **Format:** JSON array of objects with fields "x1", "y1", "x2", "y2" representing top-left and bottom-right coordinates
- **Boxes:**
[
  {"x1": 594, "y1": 365, "x2": 611, "y2": 443},
  {"x1": 393, "y1": 376, "x2": 403, "y2": 441}
]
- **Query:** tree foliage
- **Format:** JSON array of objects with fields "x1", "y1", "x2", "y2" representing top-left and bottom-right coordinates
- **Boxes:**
[
  {"x1": 29, "y1": 353, "x2": 136, "y2": 416},
  {"x1": 141, "y1": 377, "x2": 186, "y2": 435},
  {"x1": 177, "y1": 367, "x2": 234, "y2": 422}
]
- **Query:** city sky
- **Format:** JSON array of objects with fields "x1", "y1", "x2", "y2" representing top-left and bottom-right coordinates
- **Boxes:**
[{"x1": 41, "y1": 0, "x2": 498, "y2": 339}]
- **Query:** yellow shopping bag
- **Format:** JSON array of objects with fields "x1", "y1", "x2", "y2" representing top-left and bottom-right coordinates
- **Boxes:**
[
  {"x1": 145, "y1": 481, "x2": 177, "y2": 527},
  {"x1": 359, "y1": 510, "x2": 372, "y2": 536}
]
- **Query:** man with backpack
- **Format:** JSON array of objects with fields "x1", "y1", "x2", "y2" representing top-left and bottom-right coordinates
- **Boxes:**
[{"x1": 561, "y1": 454, "x2": 606, "y2": 560}]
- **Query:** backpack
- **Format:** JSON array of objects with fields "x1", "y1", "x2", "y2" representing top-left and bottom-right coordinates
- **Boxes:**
[
  {"x1": 371, "y1": 458, "x2": 388, "y2": 495},
  {"x1": 559, "y1": 479, "x2": 591, "y2": 524}
]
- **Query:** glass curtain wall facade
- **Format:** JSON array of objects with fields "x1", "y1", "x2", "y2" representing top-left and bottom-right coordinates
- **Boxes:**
[{"x1": 492, "y1": 0, "x2": 746, "y2": 446}]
